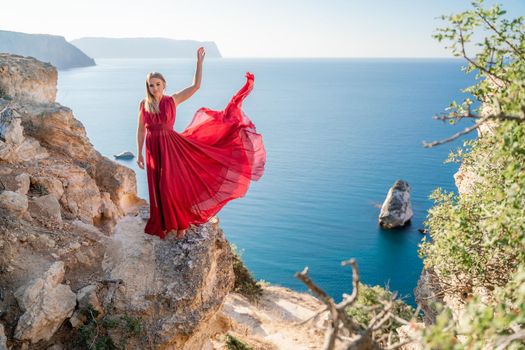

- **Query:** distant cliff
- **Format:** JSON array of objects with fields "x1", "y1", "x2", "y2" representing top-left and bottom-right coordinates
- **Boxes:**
[
  {"x1": 70, "y1": 37, "x2": 222, "y2": 58},
  {"x1": 0, "y1": 30, "x2": 95, "y2": 70}
]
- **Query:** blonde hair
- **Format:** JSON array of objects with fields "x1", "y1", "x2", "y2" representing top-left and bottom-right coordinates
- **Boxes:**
[{"x1": 145, "y1": 72, "x2": 166, "y2": 114}]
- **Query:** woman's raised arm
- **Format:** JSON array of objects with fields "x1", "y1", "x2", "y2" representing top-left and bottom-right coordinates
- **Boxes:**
[{"x1": 172, "y1": 47, "x2": 205, "y2": 105}]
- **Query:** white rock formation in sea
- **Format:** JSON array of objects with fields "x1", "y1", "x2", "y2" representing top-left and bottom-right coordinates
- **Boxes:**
[{"x1": 378, "y1": 179, "x2": 413, "y2": 228}]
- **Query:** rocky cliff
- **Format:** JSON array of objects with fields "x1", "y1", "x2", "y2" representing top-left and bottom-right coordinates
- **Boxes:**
[
  {"x1": 0, "y1": 31, "x2": 95, "y2": 70},
  {"x1": 0, "y1": 53, "x2": 239, "y2": 350}
]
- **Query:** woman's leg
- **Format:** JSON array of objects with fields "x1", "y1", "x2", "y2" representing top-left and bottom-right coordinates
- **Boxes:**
[{"x1": 176, "y1": 229, "x2": 187, "y2": 239}]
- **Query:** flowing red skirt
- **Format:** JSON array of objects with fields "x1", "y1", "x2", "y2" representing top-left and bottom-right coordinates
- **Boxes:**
[{"x1": 144, "y1": 73, "x2": 265, "y2": 239}]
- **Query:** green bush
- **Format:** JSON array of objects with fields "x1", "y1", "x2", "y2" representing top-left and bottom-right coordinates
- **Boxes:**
[
  {"x1": 230, "y1": 243, "x2": 263, "y2": 302},
  {"x1": 419, "y1": 0, "x2": 525, "y2": 348},
  {"x1": 420, "y1": 121, "x2": 525, "y2": 292},
  {"x1": 78, "y1": 305, "x2": 143, "y2": 350},
  {"x1": 225, "y1": 333, "x2": 253, "y2": 350}
]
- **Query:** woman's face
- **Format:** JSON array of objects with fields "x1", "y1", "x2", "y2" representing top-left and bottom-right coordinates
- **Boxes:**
[{"x1": 148, "y1": 77, "x2": 165, "y2": 98}]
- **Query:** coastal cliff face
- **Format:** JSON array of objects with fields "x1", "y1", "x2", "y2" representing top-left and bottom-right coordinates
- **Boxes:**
[
  {"x1": 414, "y1": 113, "x2": 498, "y2": 326},
  {"x1": 0, "y1": 31, "x2": 95, "y2": 70},
  {"x1": 0, "y1": 54, "x2": 237, "y2": 350}
]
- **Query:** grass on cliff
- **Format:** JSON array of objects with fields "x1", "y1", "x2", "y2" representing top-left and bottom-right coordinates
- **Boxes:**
[
  {"x1": 230, "y1": 243, "x2": 263, "y2": 302},
  {"x1": 77, "y1": 305, "x2": 143, "y2": 350},
  {"x1": 225, "y1": 333, "x2": 253, "y2": 350}
]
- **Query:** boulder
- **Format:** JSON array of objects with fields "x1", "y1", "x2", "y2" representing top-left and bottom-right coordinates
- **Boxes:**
[
  {"x1": 70, "y1": 285, "x2": 103, "y2": 328},
  {"x1": 0, "y1": 190, "x2": 28, "y2": 218},
  {"x1": 0, "y1": 171, "x2": 31, "y2": 194},
  {"x1": 14, "y1": 261, "x2": 77, "y2": 343},
  {"x1": 0, "y1": 104, "x2": 48, "y2": 163},
  {"x1": 102, "y1": 216, "x2": 235, "y2": 349},
  {"x1": 89, "y1": 155, "x2": 144, "y2": 215},
  {"x1": 28, "y1": 194, "x2": 62, "y2": 223},
  {"x1": 49, "y1": 163, "x2": 101, "y2": 224},
  {"x1": 18, "y1": 103, "x2": 96, "y2": 162},
  {"x1": 15, "y1": 173, "x2": 30, "y2": 195},
  {"x1": 378, "y1": 180, "x2": 413, "y2": 228}
]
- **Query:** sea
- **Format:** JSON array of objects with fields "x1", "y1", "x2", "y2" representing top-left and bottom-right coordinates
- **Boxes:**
[{"x1": 57, "y1": 58, "x2": 476, "y2": 305}]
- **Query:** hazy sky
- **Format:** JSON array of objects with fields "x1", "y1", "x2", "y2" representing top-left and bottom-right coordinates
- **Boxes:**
[{"x1": 2, "y1": 0, "x2": 524, "y2": 57}]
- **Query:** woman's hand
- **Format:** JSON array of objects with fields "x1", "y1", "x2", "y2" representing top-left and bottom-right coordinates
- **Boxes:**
[
  {"x1": 137, "y1": 154, "x2": 145, "y2": 169},
  {"x1": 197, "y1": 47, "x2": 205, "y2": 64}
]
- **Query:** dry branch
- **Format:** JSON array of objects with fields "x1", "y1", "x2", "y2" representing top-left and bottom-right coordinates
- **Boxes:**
[{"x1": 295, "y1": 258, "x2": 416, "y2": 350}]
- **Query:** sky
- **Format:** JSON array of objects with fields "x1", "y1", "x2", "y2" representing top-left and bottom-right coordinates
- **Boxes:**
[{"x1": 2, "y1": 0, "x2": 524, "y2": 58}]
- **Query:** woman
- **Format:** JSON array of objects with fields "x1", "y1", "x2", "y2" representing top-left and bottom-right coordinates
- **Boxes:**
[{"x1": 136, "y1": 47, "x2": 266, "y2": 240}]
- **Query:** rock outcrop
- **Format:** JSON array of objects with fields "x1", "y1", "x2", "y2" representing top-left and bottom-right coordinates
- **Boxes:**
[
  {"x1": 0, "y1": 30, "x2": 95, "y2": 70},
  {"x1": 0, "y1": 54, "x2": 143, "y2": 229},
  {"x1": 101, "y1": 216, "x2": 235, "y2": 349},
  {"x1": 13, "y1": 261, "x2": 76, "y2": 343},
  {"x1": 378, "y1": 180, "x2": 413, "y2": 228},
  {"x1": 0, "y1": 53, "x2": 57, "y2": 103}
]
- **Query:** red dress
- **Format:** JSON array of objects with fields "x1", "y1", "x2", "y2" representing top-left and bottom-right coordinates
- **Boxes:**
[{"x1": 141, "y1": 72, "x2": 265, "y2": 239}]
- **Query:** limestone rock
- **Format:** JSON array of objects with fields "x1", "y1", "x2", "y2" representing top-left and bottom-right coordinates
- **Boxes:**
[
  {"x1": 17, "y1": 101, "x2": 143, "y2": 217},
  {"x1": 0, "y1": 107, "x2": 24, "y2": 144},
  {"x1": 102, "y1": 216, "x2": 235, "y2": 349},
  {"x1": 89, "y1": 156, "x2": 144, "y2": 215},
  {"x1": 379, "y1": 180, "x2": 413, "y2": 228},
  {"x1": 28, "y1": 194, "x2": 62, "y2": 223},
  {"x1": 96, "y1": 192, "x2": 119, "y2": 232},
  {"x1": 18, "y1": 103, "x2": 96, "y2": 162},
  {"x1": 0, "y1": 323, "x2": 7, "y2": 350},
  {"x1": 30, "y1": 175, "x2": 64, "y2": 200},
  {"x1": 0, "y1": 54, "x2": 57, "y2": 103},
  {"x1": 0, "y1": 104, "x2": 48, "y2": 163},
  {"x1": 77, "y1": 285, "x2": 103, "y2": 313},
  {"x1": 49, "y1": 163, "x2": 101, "y2": 224},
  {"x1": 14, "y1": 261, "x2": 77, "y2": 343},
  {"x1": 0, "y1": 190, "x2": 28, "y2": 218},
  {"x1": 70, "y1": 285, "x2": 103, "y2": 328},
  {"x1": 15, "y1": 173, "x2": 30, "y2": 195},
  {"x1": 0, "y1": 171, "x2": 31, "y2": 194},
  {"x1": 414, "y1": 269, "x2": 443, "y2": 325}
]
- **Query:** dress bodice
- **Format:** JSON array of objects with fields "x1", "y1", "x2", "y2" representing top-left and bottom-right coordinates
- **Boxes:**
[{"x1": 141, "y1": 95, "x2": 176, "y2": 131}]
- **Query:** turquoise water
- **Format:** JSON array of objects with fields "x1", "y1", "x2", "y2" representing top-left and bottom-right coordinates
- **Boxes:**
[{"x1": 57, "y1": 58, "x2": 474, "y2": 304}]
